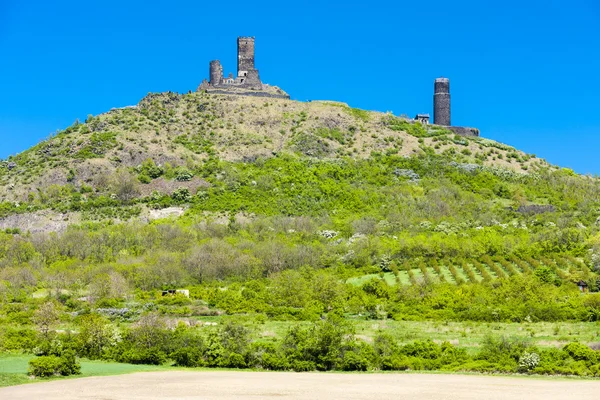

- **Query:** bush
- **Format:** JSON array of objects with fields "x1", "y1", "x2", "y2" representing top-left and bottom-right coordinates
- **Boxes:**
[
  {"x1": 175, "y1": 167, "x2": 194, "y2": 182},
  {"x1": 171, "y1": 347, "x2": 204, "y2": 367},
  {"x1": 138, "y1": 174, "x2": 152, "y2": 184},
  {"x1": 380, "y1": 355, "x2": 409, "y2": 371},
  {"x1": 261, "y1": 352, "x2": 289, "y2": 371},
  {"x1": 58, "y1": 350, "x2": 81, "y2": 375},
  {"x1": 28, "y1": 355, "x2": 62, "y2": 377},
  {"x1": 341, "y1": 350, "x2": 369, "y2": 371},
  {"x1": 119, "y1": 347, "x2": 167, "y2": 365},
  {"x1": 171, "y1": 188, "x2": 191, "y2": 202},
  {"x1": 28, "y1": 351, "x2": 81, "y2": 377},
  {"x1": 518, "y1": 352, "x2": 540, "y2": 372},
  {"x1": 290, "y1": 360, "x2": 315, "y2": 372},
  {"x1": 563, "y1": 342, "x2": 598, "y2": 362},
  {"x1": 224, "y1": 352, "x2": 246, "y2": 368}
]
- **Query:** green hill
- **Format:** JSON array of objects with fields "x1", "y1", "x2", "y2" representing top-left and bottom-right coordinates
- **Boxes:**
[
  {"x1": 1, "y1": 91, "x2": 545, "y2": 203},
  {"x1": 1, "y1": 90, "x2": 598, "y2": 288},
  {"x1": 1, "y1": 91, "x2": 600, "y2": 378}
]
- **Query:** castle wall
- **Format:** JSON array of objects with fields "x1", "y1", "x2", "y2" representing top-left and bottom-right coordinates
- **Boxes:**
[
  {"x1": 447, "y1": 126, "x2": 480, "y2": 137},
  {"x1": 203, "y1": 89, "x2": 289, "y2": 100},
  {"x1": 433, "y1": 78, "x2": 451, "y2": 126},
  {"x1": 237, "y1": 37, "x2": 255, "y2": 77}
]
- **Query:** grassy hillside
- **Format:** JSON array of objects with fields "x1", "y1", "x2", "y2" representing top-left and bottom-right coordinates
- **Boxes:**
[
  {"x1": 1, "y1": 91, "x2": 600, "y2": 379},
  {"x1": 0, "y1": 91, "x2": 546, "y2": 204}
]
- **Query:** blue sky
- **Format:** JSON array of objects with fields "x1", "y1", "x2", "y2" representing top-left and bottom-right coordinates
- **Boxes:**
[{"x1": 1, "y1": 0, "x2": 599, "y2": 174}]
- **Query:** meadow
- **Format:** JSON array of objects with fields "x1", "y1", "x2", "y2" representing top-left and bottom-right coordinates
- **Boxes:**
[{"x1": 0, "y1": 354, "x2": 167, "y2": 387}]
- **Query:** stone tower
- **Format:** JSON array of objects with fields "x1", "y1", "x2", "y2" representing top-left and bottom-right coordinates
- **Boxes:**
[
  {"x1": 209, "y1": 60, "x2": 223, "y2": 86},
  {"x1": 433, "y1": 77, "x2": 451, "y2": 126},
  {"x1": 237, "y1": 37, "x2": 255, "y2": 77}
]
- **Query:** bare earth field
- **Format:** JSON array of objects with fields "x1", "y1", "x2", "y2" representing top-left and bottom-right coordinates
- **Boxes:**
[{"x1": 0, "y1": 371, "x2": 598, "y2": 400}]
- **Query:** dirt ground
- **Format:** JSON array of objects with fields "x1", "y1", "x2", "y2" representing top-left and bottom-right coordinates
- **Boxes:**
[{"x1": 1, "y1": 371, "x2": 598, "y2": 400}]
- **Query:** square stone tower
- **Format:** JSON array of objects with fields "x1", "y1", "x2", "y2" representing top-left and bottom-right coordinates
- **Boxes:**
[{"x1": 237, "y1": 37, "x2": 255, "y2": 78}]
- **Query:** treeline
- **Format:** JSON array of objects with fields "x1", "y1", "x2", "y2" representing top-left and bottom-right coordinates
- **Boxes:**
[{"x1": 20, "y1": 312, "x2": 600, "y2": 377}]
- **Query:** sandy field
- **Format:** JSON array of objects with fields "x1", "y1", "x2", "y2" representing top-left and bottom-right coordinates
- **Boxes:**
[{"x1": 0, "y1": 371, "x2": 598, "y2": 399}]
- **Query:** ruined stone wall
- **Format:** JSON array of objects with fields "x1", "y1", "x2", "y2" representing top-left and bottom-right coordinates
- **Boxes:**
[
  {"x1": 237, "y1": 37, "x2": 255, "y2": 76},
  {"x1": 447, "y1": 126, "x2": 480, "y2": 137},
  {"x1": 203, "y1": 89, "x2": 290, "y2": 100},
  {"x1": 434, "y1": 78, "x2": 451, "y2": 126}
]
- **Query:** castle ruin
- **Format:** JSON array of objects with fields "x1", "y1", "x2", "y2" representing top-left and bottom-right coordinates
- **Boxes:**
[
  {"x1": 196, "y1": 37, "x2": 477, "y2": 136},
  {"x1": 198, "y1": 37, "x2": 289, "y2": 99},
  {"x1": 411, "y1": 77, "x2": 479, "y2": 137}
]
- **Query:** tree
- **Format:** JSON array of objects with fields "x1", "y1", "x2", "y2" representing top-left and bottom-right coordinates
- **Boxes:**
[
  {"x1": 33, "y1": 301, "x2": 60, "y2": 340},
  {"x1": 77, "y1": 314, "x2": 119, "y2": 359},
  {"x1": 111, "y1": 170, "x2": 140, "y2": 203}
]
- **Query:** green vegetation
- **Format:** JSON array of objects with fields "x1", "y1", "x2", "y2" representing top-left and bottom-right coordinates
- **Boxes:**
[
  {"x1": 0, "y1": 92, "x2": 599, "y2": 383},
  {"x1": 0, "y1": 354, "x2": 167, "y2": 387},
  {"x1": 74, "y1": 132, "x2": 118, "y2": 159}
]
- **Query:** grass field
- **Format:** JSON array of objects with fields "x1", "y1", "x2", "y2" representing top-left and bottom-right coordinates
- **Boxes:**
[{"x1": 0, "y1": 354, "x2": 168, "y2": 387}]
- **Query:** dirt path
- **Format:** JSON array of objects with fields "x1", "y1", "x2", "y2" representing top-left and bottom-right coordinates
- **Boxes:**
[{"x1": 0, "y1": 371, "x2": 597, "y2": 399}]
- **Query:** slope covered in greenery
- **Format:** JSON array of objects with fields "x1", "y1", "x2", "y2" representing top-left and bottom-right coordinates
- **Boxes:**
[
  {"x1": 1, "y1": 92, "x2": 600, "y2": 378},
  {"x1": 0, "y1": 91, "x2": 545, "y2": 204}
]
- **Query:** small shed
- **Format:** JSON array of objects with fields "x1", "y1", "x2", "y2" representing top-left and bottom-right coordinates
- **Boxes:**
[
  {"x1": 414, "y1": 114, "x2": 430, "y2": 125},
  {"x1": 576, "y1": 280, "x2": 588, "y2": 293},
  {"x1": 162, "y1": 289, "x2": 190, "y2": 298}
]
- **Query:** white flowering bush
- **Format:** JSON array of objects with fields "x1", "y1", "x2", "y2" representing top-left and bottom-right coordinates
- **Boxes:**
[
  {"x1": 318, "y1": 230, "x2": 338, "y2": 239},
  {"x1": 518, "y1": 352, "x2": 540, "y2": 372},
  {"x1": 348, "y1": 233, "x2": 366, "y2": 244},
  {"x1": 591, "y1": 251, "x2": 600, "y2": 272}
]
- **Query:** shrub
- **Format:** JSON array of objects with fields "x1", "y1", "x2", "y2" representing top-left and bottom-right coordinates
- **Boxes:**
[
  {"x1": 518, "y1": 352, "x2": 540, "y2": 372},
  {"x1": 58, "y1": 350, "x2": 81, "y2": 375},
  {"x1": 224, "y1": 352, "x2": 247, "y2": 368},
  {"x1": 563, "y1": 342, "x2": 598, "y2": 362},
  {"x1": 28, "y1": 355, "x2": 62, "y2": 377},
  {"x1": 171, "y1": 347, "x2": 204, "y2": 367},
  {"x1": 290, "y1": 360, "x2": 315, "y2": 372},
  {"x1": 111, "y1": 170, "x2": 141, "y2": 203},
  {"x1": 171, "y1": 188, "x2": 191, "y2": 202},
  {"x1": 28, "y1": 351, "x2": 81, "y2": 377},
  {"x1": 175, "y1": 167, "x2": 194, "y2": 182},
  {"x1": 119, "y1": 347, "x2": 167, "y2": 365},
  {"x1": 381, "y1": 355, "x2": 410, "y2": 371},
  {"x1": 341, "y1": 350, "x2": 369, "y2": 371},
  {"x1": 138, "y1": 174, "x2": 152, "y2": 184},
  {"x1": 261, "y1": 352, "x2": 289, "y2": 371}
]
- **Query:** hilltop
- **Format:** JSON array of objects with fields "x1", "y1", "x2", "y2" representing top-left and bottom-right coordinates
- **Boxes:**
[{"x1": 1, "y1": 91, "x2": 546, "y2": 204}]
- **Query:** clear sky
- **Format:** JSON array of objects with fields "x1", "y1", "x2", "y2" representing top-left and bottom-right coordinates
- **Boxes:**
[{"x1": 1, "y1": 0, "x2": 598, "y2": 174}]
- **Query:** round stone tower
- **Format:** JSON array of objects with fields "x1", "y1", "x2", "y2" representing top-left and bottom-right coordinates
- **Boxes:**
[
  {"x1": 209, "y1": 60, "x2": 223, "y2": 86},
  {"x1": 433, "y1": 77, "x2": 451, "y2": 126}
]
